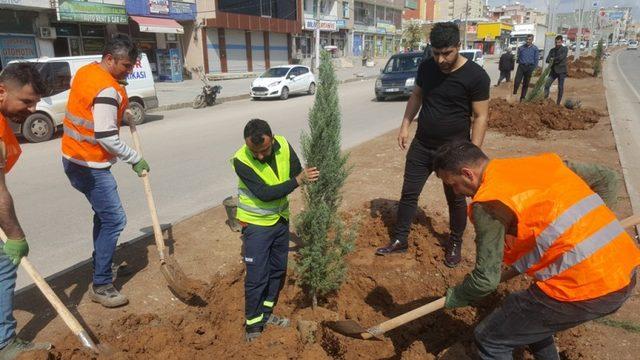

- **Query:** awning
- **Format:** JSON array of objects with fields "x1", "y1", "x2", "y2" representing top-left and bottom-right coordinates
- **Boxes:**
[{"x1": 131, "y1": 16, "x2": 184, "y2": 34}]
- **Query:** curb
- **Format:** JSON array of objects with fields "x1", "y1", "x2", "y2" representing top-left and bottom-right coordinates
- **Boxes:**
[{"x1": 149, "y1": 74, "x2": 378, "y2": 113}]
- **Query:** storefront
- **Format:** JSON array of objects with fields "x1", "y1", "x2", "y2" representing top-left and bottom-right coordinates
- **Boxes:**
[
  {"x1": 0, "y1": 1, "x2": 54, "y2": 70},
  {"x1": 296, "y1": 18, "x2": 346, "y2": 59},
  {"x1": 125, "y1": 0, "x2": 196, "y2": 82},
  {"x1": 353, "y1": 24, "x2": 399, "y2": 58},
  {"x1": 476, "y1": 22, "x2": 513, "y2": 55}
]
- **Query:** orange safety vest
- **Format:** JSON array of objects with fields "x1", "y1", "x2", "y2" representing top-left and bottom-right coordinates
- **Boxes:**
[
  {"x1": 61, "y1": 63, "x2": 128, "y2": 168},
  {"x1": 0, "y1": 113, "x2": 22, "y2": 174},
  {"x1": 471, "y1": 153, "x2": 640, "y2": 302}
]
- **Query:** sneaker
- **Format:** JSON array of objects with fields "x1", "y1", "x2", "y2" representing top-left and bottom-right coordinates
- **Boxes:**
[
  {"x1": 444, "y1": 240, "x2": 462, "y2": 268},
  {"x1": 265, "y1": 314, "x2": 290, "y2": 328},
  {"x1": 88, "y1": 283, "x2": 129, "y2": 308},
  {"x1": 375, "y1": 239, "x2": 408, "y2": 256},
  {"x1": 245, "y1": 325, "x2": 263, "y2": 343},
  {"x1": 0, "y1": 337, "x2": 51, "y2": 359}
]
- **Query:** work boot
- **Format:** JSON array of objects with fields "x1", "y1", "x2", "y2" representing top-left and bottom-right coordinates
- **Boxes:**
[
  {"x1": 88, "y1": 283, "x2": 129, "y2": 308},
  {"x1": 444, "y1": 239, "x2": 462, "y2": 268},
  {"x1": 265, "y1": 314, "x2": 290, "y2": 328},
  {"x1": 0, "y1": 337, "x2": 51, "y2": 359},
  {"x1": 375, "y1": 239, "x2": 408, "y2": 256},
  {"x1": 245, "y1": 324, "x2": 263, "y2": 343}
]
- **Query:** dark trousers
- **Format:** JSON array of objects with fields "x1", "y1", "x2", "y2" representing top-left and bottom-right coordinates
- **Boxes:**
[
  {"x1": 475, "y1": 278, "x2": 635, "y2": 360},
  {"x1": 513, "y1": 64, "x2": 535, "y2": 100},
  {"x1": 242, "y1": 218, "x2": 289, "y2": 327},
  {"x1": 496, "y1": 70, "x2": 511, "y2": 85},
  {"x1": 544, "y1": 71, "x2": 567, "y2": 105},
  {"x1": 393, "y1": 139, "x2": 467, "y2": 244}
]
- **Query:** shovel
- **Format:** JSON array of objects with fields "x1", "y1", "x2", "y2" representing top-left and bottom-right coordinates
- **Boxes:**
[
  {"x1": 328, "y1": 212, "x2": 640, "y2": 340},
  {"x1": 0, "y1": 229, "x2": 100, "y2": 353},
  {"x1": 127, "y1": 114, "x2": 202, "y2": 302}
]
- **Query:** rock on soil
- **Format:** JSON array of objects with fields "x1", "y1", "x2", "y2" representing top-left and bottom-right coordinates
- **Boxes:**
[{"x1": 489, "y1": 99, "x2": 601, "y2": 138}]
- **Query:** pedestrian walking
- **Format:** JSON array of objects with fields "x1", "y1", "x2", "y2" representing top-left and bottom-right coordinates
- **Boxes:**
[
  {"x1": 544, "y1": 35, "x2": 569, "y2": 105},
  {"x1": 375, "y1": 22, "x2": 490, "y2": 268},
  {"x1": 513, "y1": 34, "x2": 539, "y2": 101},
  {"x1": 61, "y1": 35, "x2": 149, "y2": 308},
  {"x1": 0, "y1": 63, "x2": 52, "y2": 358},
  {"x1": 434, "y1": 141, "x2": 639, "y2": 360},
  {"x1": 496, "y1": 49, "x2": 515, "y2": 86},
  {"x1": 232, "y1": 119, "x2": 319, "y2": 342}
]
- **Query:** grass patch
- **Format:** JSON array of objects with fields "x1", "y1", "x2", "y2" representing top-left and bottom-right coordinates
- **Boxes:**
[{"x1": 595, "y1": 317, "x2": 640, "y2": 333}]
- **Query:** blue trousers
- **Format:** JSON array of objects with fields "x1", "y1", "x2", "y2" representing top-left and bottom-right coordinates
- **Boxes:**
[
  {"x1": 63, "y1": 158, "x2": 126, "y2": 286},
  {"x1": 242, "y1": 219, "x2": 289, "y2": 327},
  {"x1": 0, "y1": 252, "x2": 17, "y2": 347}
]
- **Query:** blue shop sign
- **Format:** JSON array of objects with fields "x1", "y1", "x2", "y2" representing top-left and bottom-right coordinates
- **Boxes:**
[{"x1": 125, "y1": 0, "x2": 196, "y2": 21}]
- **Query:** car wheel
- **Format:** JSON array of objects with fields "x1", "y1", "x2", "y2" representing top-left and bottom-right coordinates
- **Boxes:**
[
  {"x1": 280, "y1": 87, "x2": 289, "y2": 100},
  {"x1": 308, "y1": 82, "x2": 316, "y2": 95},
  {"x1": 22, "y1": 113, "x2": 55, "y2": 143},
  {"x1": 376, "y1": 95, "x2": 385, "y2": 102},
  {"x1": 126, "y1": 101, "x2": 146, "y2": 125}
]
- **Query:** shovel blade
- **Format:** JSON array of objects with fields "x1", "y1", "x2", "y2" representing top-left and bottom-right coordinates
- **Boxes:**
[
  {"x1": 160, "y1": 256, "x2": 206, "y2": 303},
  {"x1": 325, "y1": 320, "x2": 381, "y2": 340}
]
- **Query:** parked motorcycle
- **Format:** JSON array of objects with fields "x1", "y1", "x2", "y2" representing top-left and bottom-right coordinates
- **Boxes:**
[{"x1": 192, "y1": 67, "x2": 222, "y2": 109}]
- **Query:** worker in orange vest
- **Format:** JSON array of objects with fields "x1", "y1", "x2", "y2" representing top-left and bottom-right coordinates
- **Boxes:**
[
  {"x1": 0, "y1": 63, "x2": 52, "y2": 358},
  {"x1": 62, "y1": 35, "x2": 149, "y2": 308},
  {"x1": 433, "y1": 141, "x2": 639, "y2": 359}
]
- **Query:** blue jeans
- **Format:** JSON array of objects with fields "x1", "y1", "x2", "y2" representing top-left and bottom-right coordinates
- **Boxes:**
[
  {"x1": 63, "y1": 158, "x2": 126, "y2": 286},
  {"x1": 0, "y1": 251, "x2": 17, "y2": 347}
]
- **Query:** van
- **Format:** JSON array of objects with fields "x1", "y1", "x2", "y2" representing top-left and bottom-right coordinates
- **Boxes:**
[
  {"x1": 459, "y1": 49, "x2": 484, "y2": 68},
  {"x1": 7, "y1": 54, "x2": 158, "y2": 143}
]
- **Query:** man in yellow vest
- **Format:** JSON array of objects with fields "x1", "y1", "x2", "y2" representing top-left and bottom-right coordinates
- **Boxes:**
[
  {"x1": 232, "y1": 119, "x2": 319, "y2": 342},
  {"x1": 0, "y1": 63, "x2": 52, "y2": 358},
  {"x1": 433, "y1": 141, "x2": 639, "y2": 359},
  {"x1": 62, "y1": 36, "x2": 150, "y2": 308}
]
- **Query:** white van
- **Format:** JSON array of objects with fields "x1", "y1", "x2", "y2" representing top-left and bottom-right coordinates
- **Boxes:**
[
  {"x1": 7, "y1": 54, "x2": 158, "y2": 143},
  {"x1": 459, "y1": 49, "x2": 485, "y2": 68}
]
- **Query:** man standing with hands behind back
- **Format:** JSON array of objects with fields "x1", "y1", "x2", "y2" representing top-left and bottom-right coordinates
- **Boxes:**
[{"x1": 375, "y1": 22, "x2": 490, "y2": 268}]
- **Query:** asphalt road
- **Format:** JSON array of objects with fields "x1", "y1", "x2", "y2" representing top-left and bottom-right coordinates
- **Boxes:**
[
  {"x1": 11, "y1": 59, "x2": 500, "y2": 289},
  {"x1": 616, "y1": 49, "x2": 640, "y2": 95}
]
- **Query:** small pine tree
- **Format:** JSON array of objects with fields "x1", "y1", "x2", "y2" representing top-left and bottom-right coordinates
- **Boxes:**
[
  {"x1": 296, "y1": 51, "x2": 354, "y2": 309},
  {"x1": 402, "y1": 21, "x2": 424, "y2": 51},
  {"x1": 593, "y1": 39, "x2": 603, "y2": 77},
  {"x1": 524, "y1": 65, "x2": 552, "y2": 103}
]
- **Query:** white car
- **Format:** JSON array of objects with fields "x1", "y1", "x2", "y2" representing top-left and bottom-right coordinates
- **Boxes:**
[
  {"x1": 628, "y1": 40, "x2": 638, "y2": 50},
  {"x1": 459, "y1": 49, "x2": 484, "y2": 68},
  {"x1": 250, "y1": 65, "x2": 316, "y2": 100},
  {"x1": 620, "y1": 39, "x2": 628, "y2": 45}
]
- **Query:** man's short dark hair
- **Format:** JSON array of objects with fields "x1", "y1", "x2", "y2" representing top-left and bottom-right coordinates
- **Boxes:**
[
  {"x1": 555, "y1": 35, "x2": 563, "y2": 41},
  {"x1": 430, "y1": 22, "x2": 460, "y2": 49},
  {"x1": 103, "y1": 34, "x2": 139, "y2": 62},
  {"x1": 244, "y1": 119, "x2": 272, "y2": 145},
  {"x1": 433, "y1": 141, "x2": 489, "y2": 173},
  {"x1": 527, "y1": 34, "x2": 534, "y2": 39},
  {"x1": 0, "y1": 62, "x2": 47, "y2": 96}
]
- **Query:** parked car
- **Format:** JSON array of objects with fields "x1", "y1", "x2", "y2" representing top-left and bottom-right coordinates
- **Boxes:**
[
  {"x1": 7, "y1": 54, "x2": 158, "y2": 143},
  {"x1": 620, "y1": 39, "x2": 628, "y2": 45},
  {"x1": 250, "y1": 65, "x2": 316, "y2": 100},
  {"x1": 628, "y1": 40, "x2": 638, "y2": 50},
  {"x1": 374, "y1": 52, "x2": 423, "y2": 101},
  {"x1": 459, "y1": 49, "x2": 485, "y2": 68}
]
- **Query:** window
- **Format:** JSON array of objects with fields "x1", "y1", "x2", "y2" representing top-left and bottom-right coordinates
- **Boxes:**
[
  {"x1": 217, "y1": 0, "x2": 296, "y2": 20},
  {"x1": 383, "y1": 55, "x2": 422, "y2": 73},
  {"x1": 343, "y1": 1, "x2": 350, "y2": 18},
  {"x1": 355, "y1": 2, "x2": 374, "y2": 26},
  {"x1": 35, "y1": 62, "x2": 71, "y2": 97},
  {"x1": 296, "y1": 66, "x2": 309, "y2": 75}
]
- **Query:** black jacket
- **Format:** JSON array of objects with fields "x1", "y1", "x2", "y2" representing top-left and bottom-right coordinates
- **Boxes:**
[
  {"x1": 498, "y1": 52, "x2": 515, "y2": 72},
  {"x1": 546, "y1": 45, "x2": 568, "y2": 74}
]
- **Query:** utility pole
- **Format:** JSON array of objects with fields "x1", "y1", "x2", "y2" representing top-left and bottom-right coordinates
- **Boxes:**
[
  {"x1": 463, "y1": 0, "x2": 470, "y2": 49},
  {"x1": 575, "y1": 0, "x2": 586, "y2": 60},
  {"x1": 315, "y1": 0, "x2": 321, "y2": 69}
]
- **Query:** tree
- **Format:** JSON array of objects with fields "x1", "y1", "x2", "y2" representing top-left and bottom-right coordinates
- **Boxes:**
[
  {"x1": 296, "y1": 51, "x2": 354, "y2": 309},
  {"x1": 524, "y1": 65, "x2": 552, "y2": 103},
  {"x1": 402, "y1": 21, "x2": 424, "y2": 51},
  {"x1": 593, "y1": 39, "x2": 603, "y2": 77}
]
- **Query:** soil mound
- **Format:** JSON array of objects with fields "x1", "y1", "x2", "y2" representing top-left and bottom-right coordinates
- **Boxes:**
[
  {"x1": 489, "y1": 99, "x2": 601, "y2": 138},
  {"x1": 567, "y1": 55, "x2": 595, "y2": 78},
  {"x1": 23, "y1": 200, "x2": 601, "y2": 359}
]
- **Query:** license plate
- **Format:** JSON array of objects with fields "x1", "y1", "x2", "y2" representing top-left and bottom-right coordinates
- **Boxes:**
[
  {"x1": 385, "y1": 88, "x2": 399, "y2": 92},
  {"x1": 255, "y1": 92, "x2": 266, "y2": 96}
]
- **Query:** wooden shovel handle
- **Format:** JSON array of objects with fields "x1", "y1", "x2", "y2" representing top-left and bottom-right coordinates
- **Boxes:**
[
  {"x1": 367, "y1": 297, "x2": 446, "y2": 336},
  {"x1": 620, "y1": 213, "x2": 640, "y2": 229},
  {"x1": 128, "y1": 118, "x2": 166, "y2": 261}
]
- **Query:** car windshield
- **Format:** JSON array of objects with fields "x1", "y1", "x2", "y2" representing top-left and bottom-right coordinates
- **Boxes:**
[
  {"x1": 261, "y1": 68, "x2": 289, "y2": 78},
  {"x1": 383, "y1": 55, "x2": 422, "y2": 73},
  {"x1": 460, "y1": 52, "x2": 475, "y2": 61}
]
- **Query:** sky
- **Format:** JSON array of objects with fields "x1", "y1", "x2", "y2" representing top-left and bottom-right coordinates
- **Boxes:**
[{"x1": 487, "y1": 0, "x2": 639, "y2": 18}]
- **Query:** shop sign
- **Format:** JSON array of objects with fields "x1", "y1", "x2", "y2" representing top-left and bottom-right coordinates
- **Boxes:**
[
  {"x1": 0, "y1": 35, "x2": 37, "y2": 67},
  {"x1": 376, "y1": 22, "x2": 396, "y2": 34},
  {"x1": 149, "y1": 0, "x2": 169, "y2": 14},
  {"x1": 57, "y1": 0, "x2": 127, "y2": 24},
  {"x1": 336, "y1": 20, "x2": 347, "y2": 29},
  {"x1": 404, "y1": 0, "x2": 417, "y2": 10},
  {"x1": 304, "y1": 19, "x2": 337, "y2": 32},
  {"x1": 170, "y1": 1, "x2": 193, "y2": 15},
  {"x1": 0, "y1": 0, "x2": 52, "y2": 9}
]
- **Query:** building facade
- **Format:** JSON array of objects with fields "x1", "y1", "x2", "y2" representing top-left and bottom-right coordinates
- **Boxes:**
[
  {"x1": 488, "y1": 3, "x2": 546, "y2": 26},
  {"x1": 435, "y1": 0, "x2": 484, "y2": 22},
  {"x1": 298, "y1": 0, "x2": 353, "y2": 60},
  {"x1": 353, "y1": 0, "x2": 404, "y2": 58}
]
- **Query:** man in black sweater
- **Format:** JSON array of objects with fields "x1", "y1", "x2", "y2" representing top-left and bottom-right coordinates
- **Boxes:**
[
  {"x1": 544, "y1": 35, "x2": 569, "y2": 105},
  {"x1": 375, "y1": 22, "x2": 490, "y2": 268},
  {"x1": 496, "y1": 49, "x2": 515, "y2": 86}
]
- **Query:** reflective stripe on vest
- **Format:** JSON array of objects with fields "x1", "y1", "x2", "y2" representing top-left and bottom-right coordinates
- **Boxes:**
[
  {"x1": 237, "y1": 202, "x2": 286, "y2": 216},
  {"x1": 65, "y1": 111, "x2": 95, "y2": 130},
  {"x1": 512, "y1": 193, "x2": 604, "y2": 273},
  {"x1": 63, "y1": 124, "x2": 97, "y2": 144}
]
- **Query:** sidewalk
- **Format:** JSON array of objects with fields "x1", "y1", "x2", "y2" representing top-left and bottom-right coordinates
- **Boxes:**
[{"x1": 152, "y1": 60, "x2": 386, "y2": 112}]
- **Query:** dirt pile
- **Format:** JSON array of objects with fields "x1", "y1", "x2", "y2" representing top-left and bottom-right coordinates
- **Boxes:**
[
  {"x1": 23, "y1": 200, "x2": 604, "y2": 359},
  {"x1": 567, "y1": 55, "x2": 594, "y2": 78},
  {"x1": 489, "y1": 98, "x2": 601, "y2": 138}
]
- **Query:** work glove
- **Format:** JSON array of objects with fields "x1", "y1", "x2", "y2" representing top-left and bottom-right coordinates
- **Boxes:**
[
  {"x1": 3, "y1": 238, "x2": 29, "y2": 265},
  {"x1": 132, "y1": 159, "x2": 150, "y2": 177}
]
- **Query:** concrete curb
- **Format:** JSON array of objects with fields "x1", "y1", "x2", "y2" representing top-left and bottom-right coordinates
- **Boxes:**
[{"x1": 149, "y1": 75, "x2": 378, "y2": 113}]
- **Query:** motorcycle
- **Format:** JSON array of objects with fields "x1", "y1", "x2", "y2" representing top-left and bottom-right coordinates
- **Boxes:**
[{"x1": 192, "y1": 67, "x2": 222, "y2": 109}]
